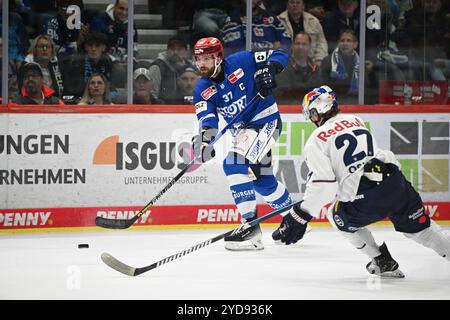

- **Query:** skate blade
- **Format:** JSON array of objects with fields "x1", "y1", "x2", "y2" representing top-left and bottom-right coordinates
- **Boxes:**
[
  {"x1": 379, "y1": 269, "x2": 405, "y2": 278},
  {"x1": 368, "y1": 268, "x2": 405, "y2": 278},
  {"x1": 273, "y1": 239, "x2": 282, "y2": 245},
  {"x1": 225, "y1": 240, "x2": 264, "y2": 251}
]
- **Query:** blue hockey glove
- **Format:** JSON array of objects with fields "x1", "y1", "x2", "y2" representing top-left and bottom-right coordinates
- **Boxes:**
[
  {"x1": 280, "y1": 203, "x2": 313, "y2": 245},
  {"x1": 254, "y1": 62, "x2": 279, "y2": 98},
  {"x1": 192, "y1": 127, "x2": 217, "y2": 163}
]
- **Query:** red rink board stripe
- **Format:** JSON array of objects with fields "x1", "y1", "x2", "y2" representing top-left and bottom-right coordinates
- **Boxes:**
[{"x1": 0, "y1": 203, "x2": 448, "y2": 230}]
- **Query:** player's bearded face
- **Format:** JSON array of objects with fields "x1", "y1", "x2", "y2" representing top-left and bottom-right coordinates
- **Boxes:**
[{"x1": 195, "y1": 54, "x2": 217, "y2": 77}]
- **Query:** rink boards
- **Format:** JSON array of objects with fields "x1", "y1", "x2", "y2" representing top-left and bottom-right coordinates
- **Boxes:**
[{"x1": 1, "y1": 104, "x2": 449, "y2": 232}]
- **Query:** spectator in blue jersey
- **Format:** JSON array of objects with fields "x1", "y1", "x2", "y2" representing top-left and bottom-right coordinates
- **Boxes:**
[
  {"x1": 63, "y1": 31, "x2": 123, "y2": 103},
  {"x1": 23, "y1": 35, "x2": 67, "y2": 98},
  {"x1": 191, "y1": 37, "x2": 294, "y2": 251},
  {"x1": 14, "y1": 0, "x2": 56, "y2": 38},
  {"x1": 277, "y1": 0, "x2": 328, "y2": 65},
  {"x1": 275, "y1": 32, "x2": 322, "y2": 104},
  {"x1": 0, "y1": 36, "x2": 19, "y2": 100},
  {"x1": 191, "y1": 0, "x2": 241, "y2": 40},
  {"x1": 41, "y1": 0, "x2": 89, "y2": 58},
  {"x1": 90, "y1": 0, "x2": 138, "y2": 63},
  {"x1": 322, "y1": 0, "x2": 360, "y2": 54},
  {"x1": 392, "y1": 0, "x2": 450, "y2": 80},
  {"x1": 220, "y1": 0, "x2": 291, "y2": 55},
  {"x1": 320, "y1": 29, "x2": 359, "y2": 101},
  {"x1": 0, "y1": 10, "x2": 30, "y2": 68}
]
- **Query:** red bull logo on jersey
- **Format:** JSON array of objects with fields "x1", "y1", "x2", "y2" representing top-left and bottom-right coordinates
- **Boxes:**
[
  {"x1": 201, "y1": 86, "x2": 217, "y2": 100},
  {"x1": 317, "y1": 118, "x2": 365, "y2": 142},
  {"x1": 228, "y1": 68, "x2": 244, "y2": 84}
]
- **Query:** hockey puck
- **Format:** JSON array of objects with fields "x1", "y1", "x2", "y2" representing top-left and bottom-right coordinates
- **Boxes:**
[{"x1": 78, "y1": 244, "x2": 89, "y2": 249}]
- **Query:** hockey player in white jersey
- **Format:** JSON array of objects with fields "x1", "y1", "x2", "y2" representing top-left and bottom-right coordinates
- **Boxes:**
[{"x1": 274, "y1": 85, "x2": 450, "y2": 277}]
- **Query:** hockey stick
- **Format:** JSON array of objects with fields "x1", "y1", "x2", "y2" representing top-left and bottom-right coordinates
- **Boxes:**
[
  {"x1": 95, "y1": 94, "x2": 262, "y2": 229},
  {"x1": 101, "y1": 201, "x2": 299, "y2": 276}
]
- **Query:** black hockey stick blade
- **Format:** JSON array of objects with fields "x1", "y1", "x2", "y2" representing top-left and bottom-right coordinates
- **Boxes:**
[
  {"x1": 95, "y1": 215, "x2": 139, "y2": 230},
  {"x1": 101, "y1": 201, "x2": 299, "y2": 276}
]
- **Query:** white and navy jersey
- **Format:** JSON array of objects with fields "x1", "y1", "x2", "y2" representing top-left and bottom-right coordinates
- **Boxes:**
[
  {"x1": 193, "y1": 50, "x2": 288, "y2": 129},
  {"x1": 301, "y1": 113, "x2": 401, "y2": 218}
]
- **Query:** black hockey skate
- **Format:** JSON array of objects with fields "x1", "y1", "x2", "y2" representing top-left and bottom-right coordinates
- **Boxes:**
[
  {"x1": 366, "y1": 242, "x2": 405, "y2": 278},
  {"x1": 225, "y1": 214, "x2": 263, "y2": 251}
]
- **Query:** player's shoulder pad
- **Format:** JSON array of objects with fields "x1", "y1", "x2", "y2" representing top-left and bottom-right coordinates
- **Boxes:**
[{"x1": 253, "y1": 50, "x2": 274, "y2": 64}]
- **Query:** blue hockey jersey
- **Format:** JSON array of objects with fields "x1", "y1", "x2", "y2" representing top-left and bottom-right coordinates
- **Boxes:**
[
  {"x1": 193, "y1": 50, "x2": 288, "y2": 130},
  {"x1": 221, "y1": 8, "x2": 292, "y2": 52}
]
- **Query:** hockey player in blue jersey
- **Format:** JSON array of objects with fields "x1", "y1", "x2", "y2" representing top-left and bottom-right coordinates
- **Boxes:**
[{"x1": 192, "y1": 37, "x2": 292, "y2": 251}]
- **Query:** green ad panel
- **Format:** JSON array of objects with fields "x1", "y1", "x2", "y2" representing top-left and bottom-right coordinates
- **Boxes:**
[
  {"x1": 274, "y1": 122, "x2": 316, "y2": 156},
  {"x1": 399, "y1": 159, "x2": 418, "y2": 189}
]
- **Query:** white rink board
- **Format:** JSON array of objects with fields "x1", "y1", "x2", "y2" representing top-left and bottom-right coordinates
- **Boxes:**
[{"x1": 1, "y1": 112, "x2": 449, "y2": 208}]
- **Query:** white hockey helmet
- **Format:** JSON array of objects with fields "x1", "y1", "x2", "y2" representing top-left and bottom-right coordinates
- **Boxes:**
[{"x1": 302, "y1": 85, "x2": 338, "y2": 126}]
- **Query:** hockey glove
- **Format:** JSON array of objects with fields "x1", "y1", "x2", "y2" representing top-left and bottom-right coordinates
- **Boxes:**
[
  {"x1": 280, "y1": 203, "x2": 313, "y2": 245},
  {"x1": 192, "y1": 127, "x2": 217, "y2": 163},
  {"x1": 254, "y1": 61, "x2": 282, "y2": 98}
]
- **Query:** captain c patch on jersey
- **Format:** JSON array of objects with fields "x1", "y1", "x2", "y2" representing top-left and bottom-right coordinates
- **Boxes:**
[{"x1": 201, "y1": 86, "x2": 218, "y2": 100}]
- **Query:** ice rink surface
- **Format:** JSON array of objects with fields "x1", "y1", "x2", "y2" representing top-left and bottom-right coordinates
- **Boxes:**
[{"x1": 1, "y1": 226, "x2": 449, "y2": 300}]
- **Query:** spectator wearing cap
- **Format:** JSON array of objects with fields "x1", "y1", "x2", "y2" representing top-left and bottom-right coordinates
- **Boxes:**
[
  {"x1": 64, "y1": 31, "x2": 123, "y2": 103},
  {"x1": 175, "y1": 66, "x2": 200, "y2": 104},
  {"x1": 148, "y1": 36, "x2": 195, "y2": 103},
  {"x1": 78, "y1": 73, "x2": 113, "y2": 105},
  {"x1": 41, "y1": 0, "x2": 89, "y2": 58},
  {"x1": 11, "y1": 62, "x2": 64, "y2": 105},
  {"x1": 90, "y1": 0, "x2": 138, "y2": 62},
  {"x1": 133, "y1": 68, "x2": 163, "y2": 105},
  {"x1": 24, "y1": 34, "x2": 66, "y2": 98},
  {"x1": 277, "y1": 0, "x2": 328, "y2": 65}
]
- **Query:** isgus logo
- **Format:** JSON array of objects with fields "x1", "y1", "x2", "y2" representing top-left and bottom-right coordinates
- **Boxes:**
[{"x1": 93, "y1": 135, "x2": 195, "y2": 171}]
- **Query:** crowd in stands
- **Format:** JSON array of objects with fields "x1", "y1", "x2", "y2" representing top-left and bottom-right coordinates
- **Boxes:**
[{"x1": 1, "y1": 0, "x2": 449, "y2": 105}]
